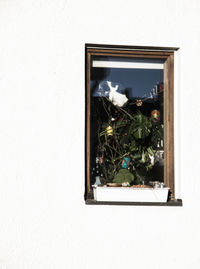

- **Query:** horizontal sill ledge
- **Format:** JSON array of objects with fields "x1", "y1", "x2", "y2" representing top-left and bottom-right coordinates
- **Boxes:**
[{"x1": 85, "y1": 199, "x2": 182, "y2": 207}]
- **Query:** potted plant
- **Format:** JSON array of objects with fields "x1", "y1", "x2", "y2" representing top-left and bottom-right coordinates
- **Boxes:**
[{"x1": 92, "y1": 91, "x2": 169, "y2": 203}]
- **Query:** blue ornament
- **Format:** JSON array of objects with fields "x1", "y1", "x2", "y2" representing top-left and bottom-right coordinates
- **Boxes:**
[{"x1": 122, "y1": 157, "x2": 130, "y2": 169}]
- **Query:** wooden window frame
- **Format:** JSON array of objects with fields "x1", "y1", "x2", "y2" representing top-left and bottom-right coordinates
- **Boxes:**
[{"x1": 85, "y1": 43, "x2": 180, "y2": 205}]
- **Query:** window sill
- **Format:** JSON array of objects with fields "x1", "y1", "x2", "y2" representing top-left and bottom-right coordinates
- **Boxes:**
[{"x1": 85, "y1": 199, "x2": 182, "y2": 207}]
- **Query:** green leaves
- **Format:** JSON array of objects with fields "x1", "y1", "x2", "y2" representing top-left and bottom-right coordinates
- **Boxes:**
[
  {"x1": 97, "y1": 101, "x2": 163, "y2": 184},
  {"x1": 147, "y1": 146, "x2": 154, "y2": 156},
  {"x1": 113, "y1": 169, "x2": 134, "y2": 184},
  {"x1": 151, "y1": 122, "x2": 164, "y2": 147},
  {"x1": 130, "y1": 112, "x2": 152, "y2": 140}
]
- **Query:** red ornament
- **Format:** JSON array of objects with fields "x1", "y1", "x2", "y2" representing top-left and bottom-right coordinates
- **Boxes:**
[
  {"x1": 159, "y1": 83, "x2": 164, "y2": 92},
  {"x1": 99, "y1": 157, "x2": 103, "y2": 164},
  {"x1": 151, "y1": 110, "x2": 160, "y2": 121}
]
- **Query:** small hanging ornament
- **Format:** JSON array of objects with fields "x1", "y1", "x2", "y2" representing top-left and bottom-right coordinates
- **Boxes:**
[
  {"x1": 152, "y1": 85, "x2": 158, "y2": 101},
  {"x1": 151, "y1": 109, "x2": 160, "y2": 121},
  {"x1": 136, "y1": 99, "x2": 143, "y2": 106},
  {"x1": 99, "y1": 156, "x2": 103, "y2": 164},
  {"x1": 121, "y1": 157, "x2": 130, "y2": 169},
  {"x1": 111, "y1": 109, "x2": 120, "y2": 121},
  {"x1": 159, "y1": 83, "x2": 164, "y2": 92},
  {"x1": 106, "y1": 126, "x2": 113, "y2": 136},
  {"x1": 155, "y1": 149, "x2": 164, "y2": 166}
]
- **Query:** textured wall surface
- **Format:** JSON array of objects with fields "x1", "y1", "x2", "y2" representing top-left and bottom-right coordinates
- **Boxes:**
[{"x1": 0, "y1": 0, "x2": 199, "y2": 268}]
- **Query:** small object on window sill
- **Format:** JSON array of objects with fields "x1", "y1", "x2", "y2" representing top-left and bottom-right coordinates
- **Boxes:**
[
  {"x1": 94, "y1": 176, "x2": 101, "y2": 186},
  {"x1": 160, "y1": 182, "x2": 165, "y2": 188},
  {"x1": 113, "y1": 169, "x2": 134, "y2": 185},
  {"x1": 149, "y1": 181, "x2": 165, "y2": 188},
  {"x1": 153, "y1": 181, "x2": 160, "y2": 188},
  {"x1": 107, "y1": 183, "x2": 122, "y2": 187},
  {"x1": 121, "y1": 182, "x2": 130, "y2": 187},
  {"x1": 131, "y1": 185, "x2": 151, "y2": 188}
]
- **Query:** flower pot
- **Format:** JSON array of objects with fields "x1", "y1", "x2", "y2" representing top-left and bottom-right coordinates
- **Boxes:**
[{"x1": 92, "y1": 186, "x2": 169, "y2": 203}]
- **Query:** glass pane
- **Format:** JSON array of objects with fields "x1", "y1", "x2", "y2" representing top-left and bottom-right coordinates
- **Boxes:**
[{"x1": 90, "y1": 56, "x2": 164, "y2": 187}]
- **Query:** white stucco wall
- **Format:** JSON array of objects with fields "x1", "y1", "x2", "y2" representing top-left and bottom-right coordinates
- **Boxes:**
[{"x1": 0, "y1": 0, "x2": 199, "y2": 268}]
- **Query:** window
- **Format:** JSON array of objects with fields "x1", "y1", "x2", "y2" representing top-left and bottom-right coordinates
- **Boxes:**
[{"x1": 85, "y1": 44, "x2": 181, "y2": 205}]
